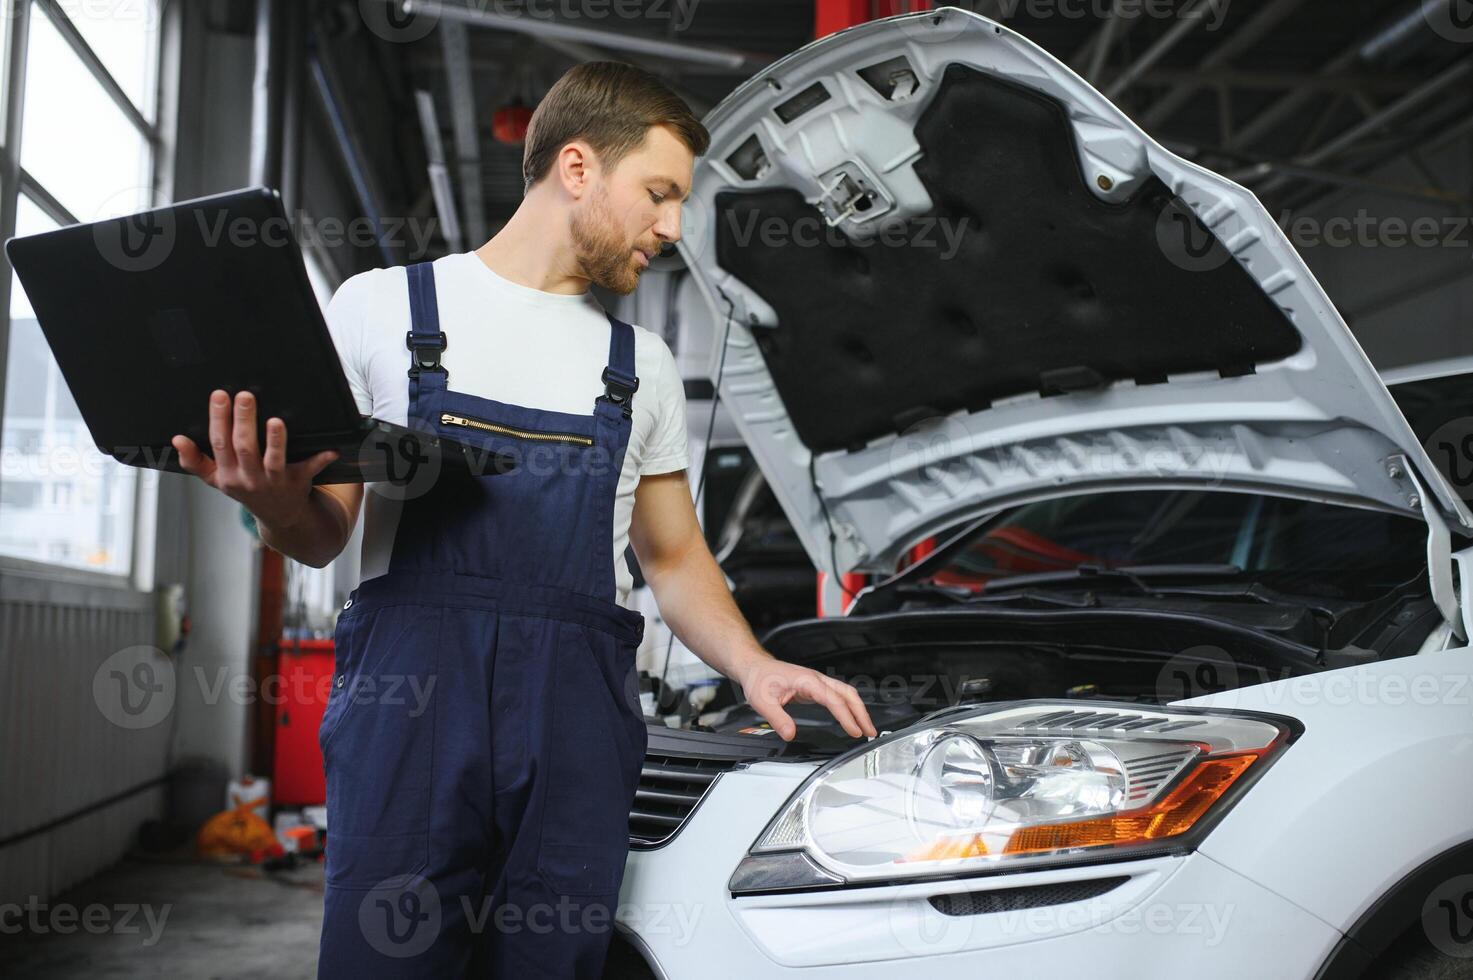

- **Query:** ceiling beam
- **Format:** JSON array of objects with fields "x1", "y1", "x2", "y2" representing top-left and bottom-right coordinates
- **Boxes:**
[
  {"x1": 1104, "y1": 0, "x2": 1213, "y2": 101},
  {"x1": 414, "y1": 89, "x2": 463, "y2": 253},
  {"x1": 1137, "y1": 68, "x2": 1427, "y2": 95},
  {"x1": 405, "y1": 0, "x2": 771, "y2": 74},
  {"x1": 1139, "y1": 0, "x2": 1307, "y2": 129},
  {"x1": 440, "y1": 19, "x2": 488, "y2": 247},
  {"x1": 1225, "y1": 0, "x2": 1433, "y2": 153},
  {"x1": 1085, "y1": 0, "x2": 1126, "y2": 83},
  {"x1": 1251, "y1": 57, "x2": 1473, "y2": 198}
]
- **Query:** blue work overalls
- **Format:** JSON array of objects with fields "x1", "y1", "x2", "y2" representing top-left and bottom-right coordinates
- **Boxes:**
[{"x1": 317, "y1": 261, "x2": 648, "y2": 978}]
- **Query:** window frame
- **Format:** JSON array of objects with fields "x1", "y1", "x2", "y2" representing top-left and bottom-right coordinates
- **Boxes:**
[{"x1": 0, "y1": 0, "x2": 166, "y2": 590}]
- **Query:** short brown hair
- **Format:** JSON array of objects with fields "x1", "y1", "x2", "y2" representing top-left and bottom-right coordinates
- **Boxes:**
[{"x1": 522, "y1": 62, "x2": 710, "y2": 193}]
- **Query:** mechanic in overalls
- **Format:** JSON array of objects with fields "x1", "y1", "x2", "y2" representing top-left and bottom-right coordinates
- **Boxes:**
[{"x1": 171, "y1": 62, "x2": 876, "y2": 977}]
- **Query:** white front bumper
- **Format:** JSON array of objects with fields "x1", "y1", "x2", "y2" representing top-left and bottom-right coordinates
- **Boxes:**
[{"x1": 617, "y1": 761, "x2": 1342, "y2": 978}]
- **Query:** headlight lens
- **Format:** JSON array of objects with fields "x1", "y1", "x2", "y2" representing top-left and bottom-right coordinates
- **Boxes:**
[{"x1": 732, "y1": 701, "x2": 1294, "y2": 893}]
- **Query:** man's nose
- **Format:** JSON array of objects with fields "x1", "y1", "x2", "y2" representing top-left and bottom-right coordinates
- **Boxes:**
[{"x1": 654, "y1": 204, "x2": 682, "y2": 245}]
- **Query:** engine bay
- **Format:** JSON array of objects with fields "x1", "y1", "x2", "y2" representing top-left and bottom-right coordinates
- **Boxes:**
[{"x1": 639, "y1": 598, "x2": 1441, "y2": 758}]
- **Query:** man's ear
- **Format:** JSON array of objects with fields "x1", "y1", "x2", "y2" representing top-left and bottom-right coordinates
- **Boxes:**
[{"x1": 555, "y1": 140, "x2": 596, "y2": 199}]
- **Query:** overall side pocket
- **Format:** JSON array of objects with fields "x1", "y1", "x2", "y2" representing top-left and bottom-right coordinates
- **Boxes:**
[
  {"x1": 322, "y1": 604, "x2": 442, "y2": 890},
  {"x1": 535, "y1": 623, "x2": 644, "y2": 898}
]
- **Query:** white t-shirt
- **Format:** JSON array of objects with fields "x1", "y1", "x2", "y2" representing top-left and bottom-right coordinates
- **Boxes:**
[{"x1": 323, "y1": 251, "x2": 690, "y2": 609}]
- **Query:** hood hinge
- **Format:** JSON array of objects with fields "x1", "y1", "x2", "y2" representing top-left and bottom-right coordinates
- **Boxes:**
[{"x1": 1402, "y1": 457, "x2": 1467, "y2": 642}]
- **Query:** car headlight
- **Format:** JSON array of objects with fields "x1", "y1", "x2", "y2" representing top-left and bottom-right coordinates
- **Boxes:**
[{"x1": 730, "y1": 701, "x2": 1297, "y2": 894}]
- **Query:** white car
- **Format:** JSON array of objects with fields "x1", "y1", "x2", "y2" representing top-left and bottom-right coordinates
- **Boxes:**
[{"x1": 608, "y1": 10, "x2": 1473, "y2": 979}]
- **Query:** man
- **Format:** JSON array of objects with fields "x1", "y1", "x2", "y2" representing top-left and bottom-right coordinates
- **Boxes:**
[{"x1": 170, "y1": 62, "x2": 876, "y2": 977}]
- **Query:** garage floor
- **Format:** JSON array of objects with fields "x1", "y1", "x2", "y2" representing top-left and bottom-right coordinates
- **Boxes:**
[{"x1": 0, "y1": 854, "x2": 324, "y2": 979}]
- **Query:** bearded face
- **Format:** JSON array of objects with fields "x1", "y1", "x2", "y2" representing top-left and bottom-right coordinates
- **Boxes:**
[{"x1": 569, "y1": 181, "x2": 658, "y2": 295}]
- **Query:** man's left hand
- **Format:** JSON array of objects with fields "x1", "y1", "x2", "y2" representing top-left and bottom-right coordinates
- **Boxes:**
[{"x1": 737, "y1": 657, "x2": 878, "y2": 742}]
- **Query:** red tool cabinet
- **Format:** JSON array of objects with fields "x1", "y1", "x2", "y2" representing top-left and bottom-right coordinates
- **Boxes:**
[{"x1": 272, "y1": 637, "x2": 334, "y2": 806}]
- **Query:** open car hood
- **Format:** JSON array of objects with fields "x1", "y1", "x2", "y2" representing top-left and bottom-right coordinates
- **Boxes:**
[{"x1": 679, "y1": 8, "x2": 1472, "y2": 581}]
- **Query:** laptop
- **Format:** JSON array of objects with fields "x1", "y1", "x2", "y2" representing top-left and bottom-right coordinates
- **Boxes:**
[{"x1": 3, "y1": 186, "x2": 514, "y2": 485}]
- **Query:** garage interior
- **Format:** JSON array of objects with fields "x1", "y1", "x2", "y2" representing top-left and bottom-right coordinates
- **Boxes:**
[{"x1": 0, "y1": 0, "x2": 1470, "y2": 977}]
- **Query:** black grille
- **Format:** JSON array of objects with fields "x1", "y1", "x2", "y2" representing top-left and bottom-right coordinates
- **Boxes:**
[
  {"x1": 627, "y1": 727, "x2": 781, "y2": 847},
  {"x1": 928, "y1": 876, "x2": 1130, "y2": 917},
  {"x1": 628, "y1": 753, "x2": 738, "y2": 845}
]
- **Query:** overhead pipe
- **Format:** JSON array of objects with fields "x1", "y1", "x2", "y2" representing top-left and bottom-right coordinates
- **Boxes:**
[
  {"x1": 402, "y1": 0, "x2": 771, "y2": 73},
  {"x1": 249, "y1": 0, "x2": 286, "y2": 191},
  {"x1": 308, "y1": 39, "x2": 398, "y2": 266},
  {"x1": 1228, "y1": 0, "x2": 1449, "y2": 152}
]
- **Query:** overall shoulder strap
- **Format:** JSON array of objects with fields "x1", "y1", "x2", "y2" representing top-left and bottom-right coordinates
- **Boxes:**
[
  {"x1": 597, "y1": 314, "x2": 639, "y2": 419},
  {"x1": 405, "y1": 262, "x2": 447, "y2": 413}
]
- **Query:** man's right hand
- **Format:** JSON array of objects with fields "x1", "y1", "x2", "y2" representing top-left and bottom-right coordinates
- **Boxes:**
[{"x1": 171, "y1": 389, "x2": 340, "y2": 531}]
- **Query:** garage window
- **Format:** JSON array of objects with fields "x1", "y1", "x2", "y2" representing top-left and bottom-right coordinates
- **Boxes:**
[{"x1": 0, "y1": 0, "x2": 162, "y2": 577}]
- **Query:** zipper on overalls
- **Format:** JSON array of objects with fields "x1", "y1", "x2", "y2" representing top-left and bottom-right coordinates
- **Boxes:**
[{"x1": 439, "y1": 411, "x2": 593, "y2": 447}]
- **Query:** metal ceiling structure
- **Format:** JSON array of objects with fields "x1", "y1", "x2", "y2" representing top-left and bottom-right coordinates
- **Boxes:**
[{"x1": 326, "y1": 0, "x2": 1472, "y2": 252}]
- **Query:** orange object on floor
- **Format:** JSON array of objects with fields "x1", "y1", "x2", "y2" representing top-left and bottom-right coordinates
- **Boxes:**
[{"x1": 197, "y1": 798, "x2": 280, "y2": 860}]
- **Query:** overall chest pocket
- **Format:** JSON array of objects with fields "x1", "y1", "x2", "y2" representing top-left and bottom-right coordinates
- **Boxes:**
[
  {"x1": 439, "y1": 410, "x2": 592, "y2": 446},
  {"x1": 437, "y1": 409, "x2": 609, "y2": 483}
]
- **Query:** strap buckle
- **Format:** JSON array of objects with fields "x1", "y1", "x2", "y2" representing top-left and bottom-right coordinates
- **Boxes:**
[
  {"x1": 405, "y1": 330, "x2": 448, "y2": 380},
  {"x1": 599, "y1": 366, "x2": 639, "y2": 418}
]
